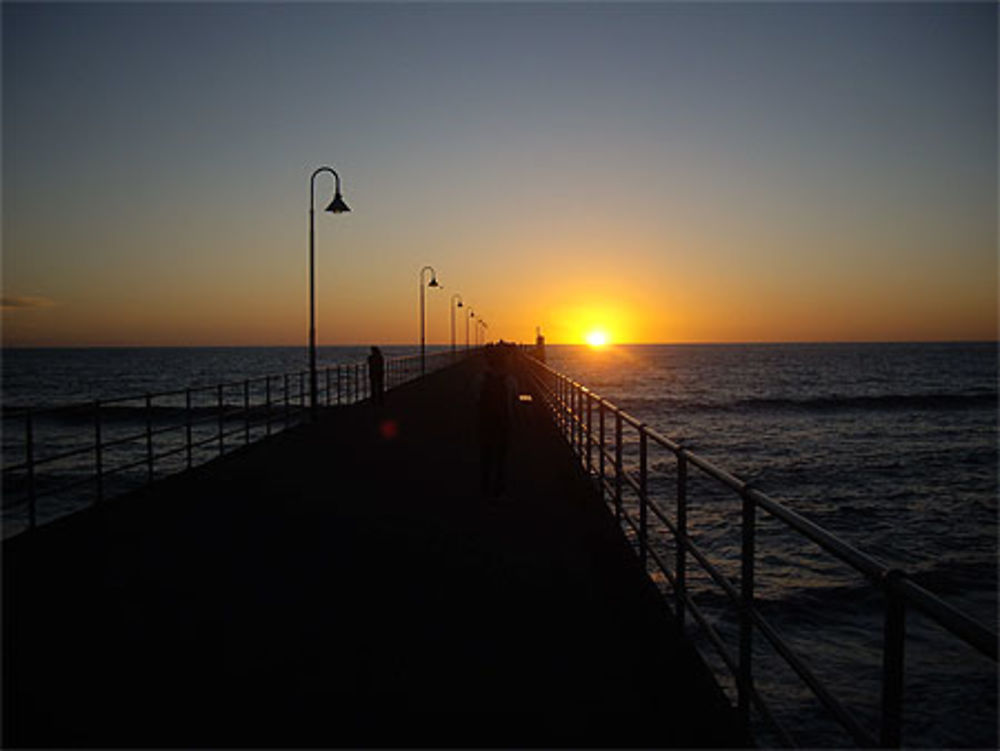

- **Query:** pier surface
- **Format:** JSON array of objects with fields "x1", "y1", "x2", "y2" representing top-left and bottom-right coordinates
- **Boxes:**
[{"x1": 4, "y1": 355, "x2": 746, "y2": 748}]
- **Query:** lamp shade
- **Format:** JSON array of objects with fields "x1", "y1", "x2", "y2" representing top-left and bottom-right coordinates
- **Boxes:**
[
  {"x1": 325, "y1": 192, "x2": 351, "y2": 213},
  {"x1": 428, "y1": 277, "x2": 440, "y2": 287}
]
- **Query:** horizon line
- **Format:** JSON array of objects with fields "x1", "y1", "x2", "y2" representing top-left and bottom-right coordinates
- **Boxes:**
[{"x1": 2, "y1": 339, "x2": 997, "y2": 350}]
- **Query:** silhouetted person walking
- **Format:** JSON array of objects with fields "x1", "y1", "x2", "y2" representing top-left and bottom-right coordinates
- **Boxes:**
[
  {"x1": 477, "y1": 345, "x2": 516, "y2": 500},
  {"x1": 368, "y1": 346, "x2": 385, "y2": 406}
]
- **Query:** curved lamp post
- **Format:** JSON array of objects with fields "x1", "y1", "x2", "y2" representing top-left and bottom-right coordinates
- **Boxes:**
[
  {"x1": 419, "y1": 265, "x2": 440, "y2": 374},
  {"x1": 309, "y1": 166, "x2": 350, "y2": 415},
  {"x1": 467, "y1": 309, "x2": 474, "y2": 351},
  {"x1": 450, "y1": 293, "x2": 464, "y2": 357},
  {"x1": 477, "y1": 319, "x2": 488, "y2": 347}
]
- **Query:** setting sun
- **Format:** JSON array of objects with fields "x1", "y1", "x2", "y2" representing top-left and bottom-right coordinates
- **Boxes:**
[{"x1": 586, "y1": 330, "x2": 609, "y2": 348}]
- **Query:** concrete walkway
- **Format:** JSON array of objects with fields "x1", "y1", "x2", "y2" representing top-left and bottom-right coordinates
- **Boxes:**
[{"x1": 4, "y1": 354, "x2": 747, "y2": 748}]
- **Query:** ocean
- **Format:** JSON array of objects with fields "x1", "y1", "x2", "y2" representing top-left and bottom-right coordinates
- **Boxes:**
[
  {"x1": 545, "y1": 342, "x2": 997, "y2": 748},
  {"x1": 2, "y1": 342, "x2": 997, "y2": 746}
]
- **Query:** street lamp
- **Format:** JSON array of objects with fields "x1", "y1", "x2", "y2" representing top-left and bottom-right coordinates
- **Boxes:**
[
  {"x1": 419, "y1": 265, "x2": 439, "y2": 374},
  {"x1": 467, "y1": 309, "x2": 474, "y2": 351},
  {"x1": 450, "y1": 293, "x2": 463, "y2": 357},
  {"x1": 308, "y1": 166, "x2": 350, "y2": 416},
  {"x1": 478, "y1": 319, "x2": 488, "y2": 347}
]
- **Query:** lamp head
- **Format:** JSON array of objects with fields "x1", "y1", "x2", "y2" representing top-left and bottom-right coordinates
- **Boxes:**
[
  {"x1": 457, "y1": 300, "x2": 463, "y2": 307},
  {"x1": 325, "y1": 191, "x2": 351, "y2": 214},
  {"x1": 428, "y1": 276, "x2": 439, "y2": 288}
]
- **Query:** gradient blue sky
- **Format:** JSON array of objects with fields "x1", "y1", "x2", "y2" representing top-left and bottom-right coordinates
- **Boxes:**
[{"x1": 4, "y1": 1, "x2": 997, "y2": 345}]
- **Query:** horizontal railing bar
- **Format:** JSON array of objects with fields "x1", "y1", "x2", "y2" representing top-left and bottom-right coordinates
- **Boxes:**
[
  {"x1": 101, "y1": 456, "x2": 153, "y2": 477},
  {"x1": 895, "y1": 577, "x2": 997, "y2": 661},
  {"x1": 644, "y1": 424, "x2": 682, "y2": 453},
  {"x1": 1, "y1": 497, "x2": 31, "y2": 512},
  {"x1": 685, "y1": 593, "x2": 740, "y2": 678},
  {"x1": 601, "y1": 475, "x2": 616, "y2": 499},
  {"x1": 189, "y1": 434, "x2": 221, "y2": 452},
  {"x1": 151, "y1": 444, "x2": 188, "y2": 462},
  {"x1": 751, "y1": 606, "x2": 876, "y2": 747},
  {"x1": 647, "y1": 542, "x2": 678, "y2": 590},
  {"x1": 6, "y1": 444, "x2": 94, "y2": 469},
  {"x1": 647, "y1": 497, "x2": 678, "y2": 537},
  {"x1": 682, "y1": 534, "x2": 742, "y2": 606},
  {"x1": 94, "y1": 433, "x2": 152, "y2": 451},
  {"x1": 622, "y1": 509, "x2": 640, "y2": 538},
  {"x1": 685, "y1": 450, "x2": 747, "y2": 494},
  {"x1": 748, "y1": 488, "x2": 887, "y2": 584},
  {"x1": 621, "y1": 469, "x2": 642, "y2": 497},
  {"x1": 149, "y1": 424, "x2": 184, "y2": 440},
  {"x1": 682, "y1": 592, "x2": 796, "y2": 748}
]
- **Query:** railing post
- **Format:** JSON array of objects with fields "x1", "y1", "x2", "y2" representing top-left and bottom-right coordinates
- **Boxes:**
[
  {"x1": 575, "y1": 385, "x2": 583, "y2": 461},
  {"x1": 185, "y1": 388, "x2": 193, "y2": 468},
  {"x1": 337, "y1": 366, "x2": 342, "y2": 405},
  {"x1": 244, "y1": 379, "x2": 250, "y2": 445},
  {"x1": 25, "y1": 409, "x2": 36, "y2": 529},
  {"x1": 570, "y1": 381, "x2": 575, "y2": 443},
  {"x1": 639, "y1": 423, "x2": 648, "y2": 572},
  {"x1": 586, "y1": 390, "x2": 593, "y2": 478},
  {"x1": 94, "y1": 400, "x2": 103, "y2": 504},
  {"x1": 355, "y1": 363, "x2": 360, "y2": 403},
  {"x1": 614, "y1": 411, "x2": 623, "y2": 525},
  {"x1": 598, "y1": 399, "x2": 606, "y2": 502},
  {"x1": 676, "y1": 451, "x2": 688, "y2": 632},
  {"x1": 145, "y1": 393, "x2": 154, "y2": 484},
  {"x1": 739, "y1": 486, "x2": 757, "y2": 725},
  {"x1": 880, "y1": 569, "x2": 907, "y2": 748},
  {"x1": 326, "y1": 367, "x2": 331, "y2": 406},
  {"x1": 265, "y1": 378, "x2": 272, "y2": 436},
  {"x1": 558, "y1": 377, "x2": 565, "y2": 435},
  {"x1": 569, "y1": 383, "x2": 576, "y2": 452},
  {"x1": 217, "y1": 384, "x2": 225, "y2": 455},
  {"x1": 284, "y1": 374, "x2": 290, "y2": 428}
]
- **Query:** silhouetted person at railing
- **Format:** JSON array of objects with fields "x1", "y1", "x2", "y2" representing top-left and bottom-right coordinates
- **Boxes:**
[
  {"x1": 477, "y1": 345, "x2": 517, "y2": 500},
  {"x1": 368, "y1": 346, "x2": 385, "y2": 406}
]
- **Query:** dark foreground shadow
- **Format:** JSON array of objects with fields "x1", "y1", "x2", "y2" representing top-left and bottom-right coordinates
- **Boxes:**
[{"x1": 3, "y1": 355, "x2": 748, "y2": 748}]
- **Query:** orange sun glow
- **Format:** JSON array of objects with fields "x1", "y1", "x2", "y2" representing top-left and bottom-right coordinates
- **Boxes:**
[{"x1": 586, "y1": 330, "x2": 609, "y2": 348}]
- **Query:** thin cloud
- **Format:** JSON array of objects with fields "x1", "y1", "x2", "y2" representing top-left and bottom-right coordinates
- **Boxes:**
[{"x1": 1, "y1": 296, "x2": 56, "y2": 310}]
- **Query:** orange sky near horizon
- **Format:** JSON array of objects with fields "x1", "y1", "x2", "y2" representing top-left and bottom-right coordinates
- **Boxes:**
[{"x1": 3, "y1": 3, "x2": 997, "y2": 348}]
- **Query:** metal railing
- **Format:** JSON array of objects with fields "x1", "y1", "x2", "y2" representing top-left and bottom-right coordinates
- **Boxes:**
[
  {"x1": 521, "y1": 351, "x2": 997, "y2": 748},
  {"x1": 2, "y1": 349, "x2": 467, "y2": 537}
]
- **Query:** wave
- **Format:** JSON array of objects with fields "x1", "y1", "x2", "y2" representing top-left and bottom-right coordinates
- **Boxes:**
[
  {"x1": 732, "y1": 392, "x2": 997, "y2": 413},
  {"x1": 623, "y1": 392, "x2": 998, "y2": 414}
]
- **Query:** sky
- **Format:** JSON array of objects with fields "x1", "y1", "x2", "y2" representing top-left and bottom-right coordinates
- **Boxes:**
[{"x1": 3, "y1": 1, "x2": 997, "y2": 346}]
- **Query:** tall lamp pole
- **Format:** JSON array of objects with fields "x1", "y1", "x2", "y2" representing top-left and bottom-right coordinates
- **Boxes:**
[
  {"x1": 467, "y1": 309, "x2": 474, "y2": 351},
  {"x1": 478, "y1": 319, "x2": 488, "y2": 347},
  {"x1": 419, "y1": 265, "x2": 439, "y2": 374},
  {"x1": 308, "y1": 166, "x2": 350, "y2": 416},
  {"x1": 450, "y1": 293, "x2": 463, "y2": 358}
]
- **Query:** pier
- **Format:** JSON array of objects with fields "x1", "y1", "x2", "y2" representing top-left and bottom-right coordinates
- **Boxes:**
[{"x1": 3, "y1": 352, "x2": 746, "y2": 748}]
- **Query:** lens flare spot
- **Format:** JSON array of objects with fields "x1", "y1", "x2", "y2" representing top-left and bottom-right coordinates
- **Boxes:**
[{"x1": 379, "y1": 419, "x2": 399, "y2": 440}]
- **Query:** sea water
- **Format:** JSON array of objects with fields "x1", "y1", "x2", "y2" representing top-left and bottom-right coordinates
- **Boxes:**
[
  {"x1": 546, "y1": 342, "x2": 997, "y2": 748},
  {"x1": 2, "y1": 342, "x2": 996, "y2": 746}
]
